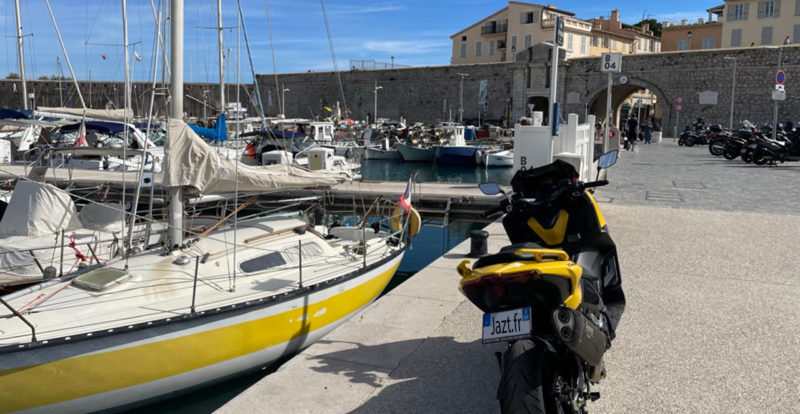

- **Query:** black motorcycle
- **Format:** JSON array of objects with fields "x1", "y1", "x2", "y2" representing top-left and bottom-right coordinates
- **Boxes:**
[{"x1": 459, "y1": 152, "x2": 625, "y2": 413}]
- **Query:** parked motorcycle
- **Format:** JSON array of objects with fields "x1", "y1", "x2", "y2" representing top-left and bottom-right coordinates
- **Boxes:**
[
  {"x1": 458, "y1": 151, "x2": 625, "y2": 413},
  {"x1": 752, "y1": 131, "x2": 800, "y2": 165}
]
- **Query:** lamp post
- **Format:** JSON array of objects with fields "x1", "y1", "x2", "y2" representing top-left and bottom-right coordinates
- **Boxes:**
[
  {"x1": 457, "y1": 72, "x2": 469, "y2": 124},
  {"x1": 723, "y1": 56, "x2": 737, "y2": 129},
  {"x1": 373, "y1": 81, "x2": 383, "y2": 125},
  {"x1": 687, "y1": 31, "x2": 692, "y2": 50},
  {"x1": 281, "y1": 83, "x2": 289, "y2": 116}
]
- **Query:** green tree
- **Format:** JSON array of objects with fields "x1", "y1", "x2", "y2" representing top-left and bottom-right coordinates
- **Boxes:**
[
  {"x1": 635, "y1": 18, "x2": 662, "y2": 38},
  {"x1": 5, "y1": 73, "x2": 20, "y2": 79}
]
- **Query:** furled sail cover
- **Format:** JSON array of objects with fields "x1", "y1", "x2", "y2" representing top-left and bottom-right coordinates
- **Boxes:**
[
  {"x1": 163, "y1": 119, "x2": 348, "y2": 193},
  {"x1": 0, "y1": 181, "x2": 82, "y2": 237},
  {"x1": 36, "y1": 107, "x2": 132, "y2": 123}
]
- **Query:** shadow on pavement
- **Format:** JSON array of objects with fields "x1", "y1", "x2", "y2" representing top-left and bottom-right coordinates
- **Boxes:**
[{"x1": 309, "y1": 336, "x2": 503, "y2": 413}]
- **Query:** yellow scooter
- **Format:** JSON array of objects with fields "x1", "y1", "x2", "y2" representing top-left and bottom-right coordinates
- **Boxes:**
[{"x1": 457, "y1": 151, "x2": 623, "y2": 413}]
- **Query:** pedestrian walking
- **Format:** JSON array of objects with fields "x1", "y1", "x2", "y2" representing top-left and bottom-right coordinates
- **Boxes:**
[
  {"x1": 626, "y1": 115, "x2": 638, "y2": 151},
  {"x1": 642, "y1": 120, "x2": 652, "y2": 144}
]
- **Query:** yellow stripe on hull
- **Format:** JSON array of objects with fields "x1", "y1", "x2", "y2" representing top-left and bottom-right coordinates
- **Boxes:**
[{"x1": 0, "y1": 256, "x2": 402, "y2": 412}]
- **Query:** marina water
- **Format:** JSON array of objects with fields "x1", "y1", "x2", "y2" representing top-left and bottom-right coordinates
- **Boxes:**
[{"x1": 126, "y1": 160, "x2": 515, "y2": 413}]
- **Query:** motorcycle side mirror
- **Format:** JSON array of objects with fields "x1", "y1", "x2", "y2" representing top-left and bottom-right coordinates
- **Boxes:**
[
  {"x1": 479, "y1": 182, "x2": 503, "y2": 196},
  {"x1": 597, "y1": 150, "x2": 619, "y2": 170}
]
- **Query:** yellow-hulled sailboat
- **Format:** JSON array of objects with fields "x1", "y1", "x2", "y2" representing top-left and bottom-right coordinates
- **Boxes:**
[{"x1": 0, "y1": 2, "x2": 413, "y2": 405}]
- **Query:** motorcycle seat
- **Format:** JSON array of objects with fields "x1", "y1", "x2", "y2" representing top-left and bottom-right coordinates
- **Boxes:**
[{"x1": 473, "y1": 242, "x2": 550, "y2": 269}]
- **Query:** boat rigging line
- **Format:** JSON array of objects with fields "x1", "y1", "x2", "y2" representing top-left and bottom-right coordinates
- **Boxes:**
[{"x1": 319, "y1": 0, "x2": 348, "y2": 118}]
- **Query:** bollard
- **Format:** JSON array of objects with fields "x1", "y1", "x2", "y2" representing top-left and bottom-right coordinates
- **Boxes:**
[{"x1": 467, "y1": 230, "x2": 489, "y2": 258}]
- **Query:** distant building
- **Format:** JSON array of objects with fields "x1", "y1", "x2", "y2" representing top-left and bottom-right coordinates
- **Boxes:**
[
  {"x1": 721, "y1": 0, "x2": 800, "y2": 47},
  {"x1": 449, "y1": 2, "x2": 593, "y2": 64},
  {"x1": 449, "y1": 3, "x2": 660, "y2": 65},
  {"x1": 587, "y1": 9, "x2": 661, "y2": 55},
  {"x1": 661, "y1": 6, "x2": 723, "y2": 51}
]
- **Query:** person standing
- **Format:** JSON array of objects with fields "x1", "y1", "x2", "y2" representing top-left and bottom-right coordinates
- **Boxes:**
[
  {"x1": 784, "y1": 35, "x2": 792, "y2": 45},
  {"x1": 626, "y1": 115, "x2": 638, "y2": 151},
  {"x1": 642, "y1": 120, "x2": 652, "y2": 144}
]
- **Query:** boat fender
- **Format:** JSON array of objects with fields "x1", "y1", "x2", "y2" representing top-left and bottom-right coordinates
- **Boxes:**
[{"x1": 390, "y1": 206, "x2": 421, "y2": 237}]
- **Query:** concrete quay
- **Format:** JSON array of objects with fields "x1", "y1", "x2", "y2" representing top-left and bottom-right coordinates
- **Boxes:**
[{"x1": 219, "y1": 142, "x2": 800, "y2": 413}]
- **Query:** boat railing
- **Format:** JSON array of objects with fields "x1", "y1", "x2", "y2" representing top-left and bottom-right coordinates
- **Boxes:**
[{"x1": 0, "y1": 296, "x2": 36, "y2": 342}]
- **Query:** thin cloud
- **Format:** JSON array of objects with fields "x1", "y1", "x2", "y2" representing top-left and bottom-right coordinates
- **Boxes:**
[
  {"x1": 327, "y1": 4, "x2": 404, "y2": 15},
  {"x1": 652, "y1": 10, "x2": 711, "y2": 24},
  {"x1": 363, "y1": 40, "x2": 450, "y2": 54}
]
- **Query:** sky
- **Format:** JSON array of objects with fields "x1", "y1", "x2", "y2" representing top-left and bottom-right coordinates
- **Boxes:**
[{"x1": 0, "y1": 0, "x2": 714, "y2": 83}]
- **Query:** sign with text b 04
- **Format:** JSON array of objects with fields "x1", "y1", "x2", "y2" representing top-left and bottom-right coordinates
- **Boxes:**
[{"x1": 601, "y1": 53, "x2": 622, "y2": 73}]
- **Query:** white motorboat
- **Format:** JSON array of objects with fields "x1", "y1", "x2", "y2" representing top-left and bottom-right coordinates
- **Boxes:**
[
  {"x1": 483, "y1": 149, "x2": 514, "y2": 168},
  {"x1": 396, "y1": 142, "x2": 435, "y2": 162}
]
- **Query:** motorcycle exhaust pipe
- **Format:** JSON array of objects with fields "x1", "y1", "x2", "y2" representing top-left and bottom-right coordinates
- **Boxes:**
[{"x1": 552, "y1": 306, "x2": 608, "y2": 366}]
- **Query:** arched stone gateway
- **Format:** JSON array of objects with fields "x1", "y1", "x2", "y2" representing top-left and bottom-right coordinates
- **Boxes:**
[{"x1": 562, "y1": 46, "x2": 800, "y2": 137}]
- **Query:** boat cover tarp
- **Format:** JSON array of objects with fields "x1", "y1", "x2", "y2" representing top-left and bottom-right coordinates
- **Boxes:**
[
  {"x1": 0, "y1": 109, "x2": 30, "y2": 119},
  {"x1": 36, "y1": 107, "x2": 132, "y2": 122},
  {"x1": 189, "y1": 113, "x2": 227, "y2": 141},
  {"x1": 164, "y1": 119, "x2": 348, "y2": 193},
  {"x1": 0, "y1": 181, "x2": 82, "y2": 238}
]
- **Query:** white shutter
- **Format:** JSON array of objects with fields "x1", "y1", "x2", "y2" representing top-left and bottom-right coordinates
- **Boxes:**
[
  {"x1": 775, "y1": 0, "x2": 781, "y2": 17},
  {"x1": 758, "y1": 1, "x2": 766, "y2": 18}
]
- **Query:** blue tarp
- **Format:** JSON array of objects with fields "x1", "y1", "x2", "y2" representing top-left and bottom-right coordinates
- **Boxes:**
[
  {"x1": 60, "y1": 121, "x2": 127, "y2": 135},
  {"x1": 0, "y1": 108, "x2": 30, "y2": 119},
  {"x1": 189, "y1": 113, "x2": 227, "y2": 141},
  {"x1": 465, "y1": 128, "x2": 475, "y2": 140}
]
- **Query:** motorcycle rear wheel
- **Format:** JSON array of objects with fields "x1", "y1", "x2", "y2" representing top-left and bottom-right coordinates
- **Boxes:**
[
  {"x1": 752, "y1": 149, "x2": 772, "y2": 165},
  {"x1": 498, "y1": 340, "x2": 572, "y2": 414},
  {"x1": 709, "y1": 139, "x2": 726, "y2": 156},
  {"x1": 723, "y1": 147, "x2": 739, "y2": 160},
  {"x1": 742, "y1": 152, "x2": 753, "y2": 163},
  {"x1": 685, "y1": 136, "x2": 695, "y2": 147}
]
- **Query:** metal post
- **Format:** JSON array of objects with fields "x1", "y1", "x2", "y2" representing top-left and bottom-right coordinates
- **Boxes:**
[
  {"x1": 59, "y1": 230, "x2": 65, "y2": 277},
  {"x1": 457, "y1": 72, "x2": 468, "y2": 124},
  {"x1": 773, "y1": 48, "x2": 782, "y2": 141},
  {"x1": 373, "y1": 81, "x2": 382, "y2": 124},
  {"x1": 724, "y1": 56, "x2": 737, "y2": 129},
  {"x1": 298, "y1": 240, "x2": 303, "y2": 288},
  {"x1": 168, "y1": 0, "x2": 184, "y2": 248},
  {"x1": 549, "y1": 27, "x2": 559, "y2": 130},
  {"x1": 14, "y1": 0, "x2": 27, "y2": 110},
  {"x1": 191, "y1": 256, "x2": 199, "y2": 313},
  {"x1": 604, "y1": 72, "x2": 612, "y2": 153}
]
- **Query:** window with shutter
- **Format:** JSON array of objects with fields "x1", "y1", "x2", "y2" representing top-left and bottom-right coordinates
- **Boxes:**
[
  {"x1": 796, "y1": 0, "x2": 800, "y2": 15},
  {"x1": 489, "y1": 40, "x2": 495, "y2": 56},
  {"x1": 762, "y1": 26, "x2": 773, "y2": 44},
  {"x1": 476, "y1": 41, "x2": 482, "y2": 57},
  {"x1": 731, "y1": 28, "x2": 742, "y2": 46},
  {"x1": 794, "y1": 24, "x2": 800, "y2": 42}
]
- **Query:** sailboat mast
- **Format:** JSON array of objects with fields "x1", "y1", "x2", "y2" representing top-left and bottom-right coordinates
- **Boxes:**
[
  {"x1": 217, "y1": 0, "x2": 225, "y2": 116},
  {"x1": 14, "y1": 0, "x2": 28, "y2": 110},
  {"x1": 123, "y1": 0, "x2": 131, "y2": 116},
  {"x1": 168, "y1": 0, "x2": 184, "y2": 248}
]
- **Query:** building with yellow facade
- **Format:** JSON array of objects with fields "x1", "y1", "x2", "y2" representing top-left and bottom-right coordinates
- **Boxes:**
[
  {"x1": 449, "y1": 3, "x2": 660, "y2": 65},
  {"x1": 721, "y1": 0, "x2": 800, "y2": 46}
]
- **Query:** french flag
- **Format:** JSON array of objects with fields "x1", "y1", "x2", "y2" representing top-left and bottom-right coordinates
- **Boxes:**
[{"x1": 397, "y1": 178, "x2": 412, "y2": 213}]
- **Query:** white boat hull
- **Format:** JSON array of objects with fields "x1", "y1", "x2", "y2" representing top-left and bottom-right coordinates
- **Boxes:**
[
  {"x1": 0, "y1": 248, "x2": 404, "y2": 413},
  {"x1": 484, "y1": 150, "x2": 514, "y2": 167},
  {"x1": 363, "y1": 147, "x2": 400, "y2": 160},
  {"x1": 395, "y1": 143, "x2": 434, "y2": 162}
]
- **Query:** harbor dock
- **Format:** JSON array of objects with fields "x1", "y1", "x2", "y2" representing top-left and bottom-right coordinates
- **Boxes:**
[
  {"x1": 0, "y1": 165, "x2": 503, "y2": 223},
  {"x1": 217, "y1": 143, "x2": 800, "y2": 413}
]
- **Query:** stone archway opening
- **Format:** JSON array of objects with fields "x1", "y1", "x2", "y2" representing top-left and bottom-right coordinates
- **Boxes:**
[{"x1": 587, "y1": 80, "x2": 667, "y2": 139}]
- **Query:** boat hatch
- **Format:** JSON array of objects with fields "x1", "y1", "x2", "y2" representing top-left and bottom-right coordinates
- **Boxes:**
[{"x1": 74, "y1": 268, "x2": 131, "y2": 291}]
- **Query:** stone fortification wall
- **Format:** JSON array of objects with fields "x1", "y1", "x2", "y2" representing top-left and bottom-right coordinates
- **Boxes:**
[
  {"x1": 256, "y1": 63, "x2": 513, "y2": 124},
  {"x1": 4, "y1": 45, "x2": 800, "y2": 130}
]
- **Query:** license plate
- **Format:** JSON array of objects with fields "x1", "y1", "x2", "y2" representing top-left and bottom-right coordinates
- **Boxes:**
[
  {"x1": 741, "y1": 148, "x2": 748, "y2": 153},
  {"x1": 749, "y1": 144, "x2": 758, "y2": 148},
  {"x1": 482, "y1": 307, "x2": 531, "y2": 344}
]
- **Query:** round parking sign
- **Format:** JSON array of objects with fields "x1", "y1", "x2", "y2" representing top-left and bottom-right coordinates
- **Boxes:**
[
  {"x1": 675, "y1": 96, "x2": 683, "y2": 104},
  {"x1": 675, "y1": 104, "x2": 683, "y2": 112},
  {"x1": 776, "y1": 70, "x2": 786, "y2": 85}
]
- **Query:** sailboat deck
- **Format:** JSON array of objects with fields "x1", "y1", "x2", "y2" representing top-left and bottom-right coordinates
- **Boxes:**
[{"x1": 0, "y1": 216, "x2": 398, "y2": 348}]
